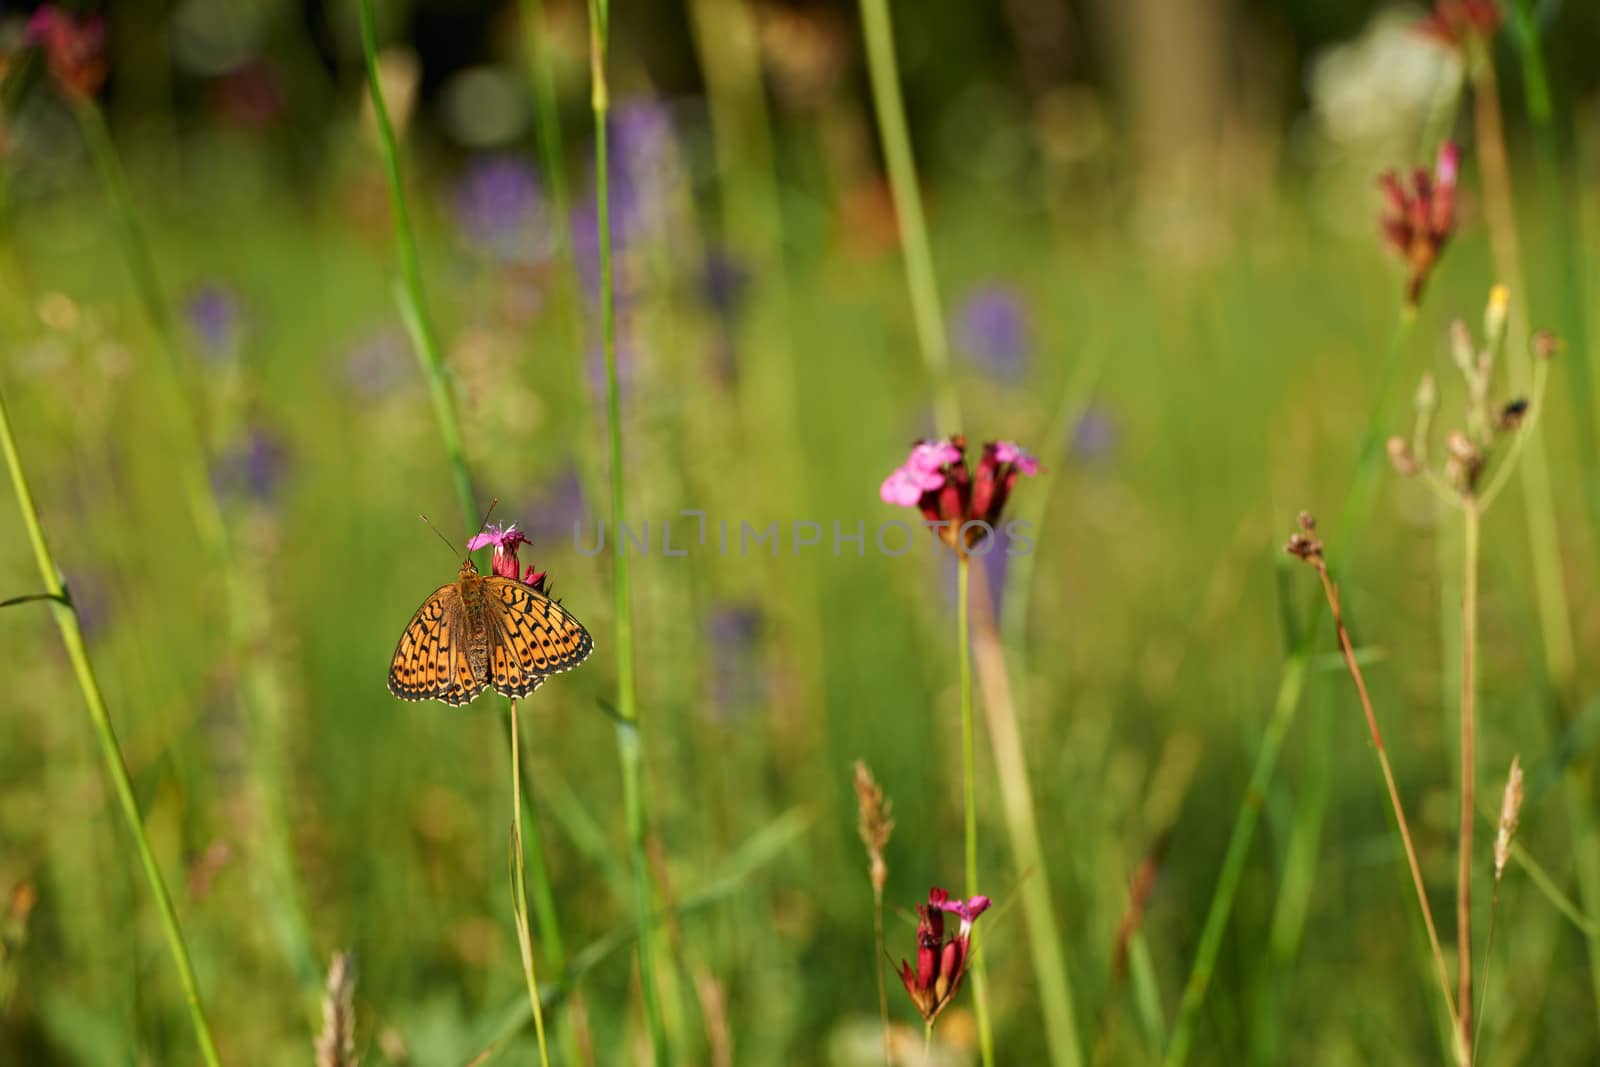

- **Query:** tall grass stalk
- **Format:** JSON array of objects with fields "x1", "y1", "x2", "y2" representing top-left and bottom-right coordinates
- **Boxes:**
[
  {"x1": 1165, "y1": 309, "x2": 1416, "y2": 1066},
  {"x1": 1456, "y1": 499, "x2": 1480, "y2": 1062},
  {"x1": 583, "y1": 0, "x2": 671, "y2": 1060},
  {"x1": 0, "y1": 385, "x2": 223, "y2": 1067},
  {"x1": 969, "y1": 563, "x2": 1085, "y2": 1067},
  {"x1": 509, "y1": 11, "x2": 594, "y2": 1053},
  {"x1": 518, "y1": 0, "x2": 602, "y2": 518},
  {"x1": 857, "y1": 0, "x2": 960, "y2": 435},
  {"x1": 355, "y1": 0, "x2": 475, "y2": 530},
  {"x1": 1470, "y1": 27, "x2": 1600, "y2": 1030},
  {"x1": 1505, "y1": 6, "x2": 1600, "y2": 1022},
  {"x1": 955, "y1": 553, "x2": 993, "y2": 1063},
  {"x1": 1301, "y1": 533, "x2": 1459, "y2": 1033},
  {"x1": 356, "y1": 1, "x2": 575, "y2": 1034},
  {"x1": 509, "y1": 701, "x2": 554, "y2": 1067},
  {"x1": 856, "y1": 1, "x2": 995, "y2": 1053},
  {"x1": 1467, "y1": 43, "x2": 1574, "y2": 695}
]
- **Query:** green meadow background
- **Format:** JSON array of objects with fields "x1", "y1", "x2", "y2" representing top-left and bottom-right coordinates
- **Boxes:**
[{"x1": 3, "y1": 1, "x2": 1600, "y2": 1064}]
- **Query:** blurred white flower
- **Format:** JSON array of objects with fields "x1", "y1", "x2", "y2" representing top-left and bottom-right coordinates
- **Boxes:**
[{"x1": 1307, "y1": 8, "x2": 1461, "y2": 147}]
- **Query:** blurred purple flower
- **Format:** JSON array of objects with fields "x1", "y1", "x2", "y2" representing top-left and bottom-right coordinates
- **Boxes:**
[
  {"x1": 185, "y1": 285, "x2": 242, "y2": 362},
  {"x1": 954, "y1": 286, "x2": 1029, "y2": 382},
  {"x1": 585, "y1": 335, "x2": 639, "y2": 406},
  {"x1": 613, "y1": 99, "x2": 674, "y2": 177},
  {"x1": 706, "y1": 603, "x2": 764, "y2": 719},
  {"x1": 344, "y1": 328, "x2": 413, "y2": 399},
  {"x1": 570, "y1": 199, "x2": 637, "y2": 309},
  {"x1": 61, "y1": 569, "x2": 110, "y2": 641},
  {"x1": 453, "y1": 155, "x2": 551, "y2": 263},
  {"x1": 519, "y1": 466, "x2": 589, "y2": 544},
  {"x1": 1070, "y1": 405, "x2": 1118, "y2": 462},
  {"x1": 701, "y1": 247, "x2": 752, "y2": 320},
  {"x1": 210, "y1": 425, "x2": 289, "y2": 505},
  {"x1": 571, "y1": 97, "x2": 677, "y2": 302}
]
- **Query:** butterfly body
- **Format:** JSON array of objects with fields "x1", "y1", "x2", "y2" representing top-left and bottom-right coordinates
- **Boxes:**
[{"x1": 388, "y1": 559, "x2": 593, "y2": 706}]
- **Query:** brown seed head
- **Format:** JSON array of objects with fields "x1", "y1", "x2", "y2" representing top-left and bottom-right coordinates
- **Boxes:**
[
  {"x1": 1532, "y1": 329, "x2": 1564, "y2": 361},
  {"x1": 1444, "y1": 430, "x2": 1483, "y2": 490},
  {"x1": 1387, "y1": 435, "x2": 1421, "y2": 476},
  {"x1": 1493, "y1": 755, "x2": 1524, "y2": 883},
  {"x1": 315, "y1": 952, "x2": 357, "y2": 1067},
  {"x1": 853, "y1": 761, "x2": 894, "y2": 895}
]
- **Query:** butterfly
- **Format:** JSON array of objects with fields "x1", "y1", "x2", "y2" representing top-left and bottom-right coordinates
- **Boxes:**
[{"x1": 388, "y1": 557, "x2": 593, "y2": 706}]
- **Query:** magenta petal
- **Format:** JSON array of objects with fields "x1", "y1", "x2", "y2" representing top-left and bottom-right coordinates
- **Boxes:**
[
  {"x1": 936, "y1": 893, "x2": 993, "y2": 923},
  {"x1": 907, "y1": 440, "x2": 961, "y2": 474},
  {"x1": 1435, "y1": 141, "x2": 1461, "y2": 187},
  {"x1": 992, "y1": 441, "x2": 1040, "y2": 474},
  {"x1": 466, "y1": 531, "x2": 497, "y2": 551},
  {"x1": 880, "y1": 468, "x2": 925, "y2": 507}
]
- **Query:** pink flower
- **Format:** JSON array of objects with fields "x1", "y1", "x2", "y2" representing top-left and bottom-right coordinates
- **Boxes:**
[
  {"x1": 27, "y1": 6, "x2": 107, "y2": 102},
  {"x1": 466, "y1": 523, "x2": 542, "y2": 585},
  {"x1": 935, "y1": 893, "x2": 993, "y2": 931},
  {"x1": 880, "y1": 435, "x2": 1040, "y2": 553},
  {"x1": 1379, "y1": 142, "x2": 1460, "y2": 307},
  {"x1": 896, "y1": 886, "x2": 991, "y2": 1024}
]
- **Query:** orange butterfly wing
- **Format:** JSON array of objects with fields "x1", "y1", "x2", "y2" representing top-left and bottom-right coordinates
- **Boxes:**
[
  {"x1": 484, "y1": 576, "x2": 594, "y2": 699},
  {"x1": 388, "y1": 584, "x2": 484, "y2": 706}
]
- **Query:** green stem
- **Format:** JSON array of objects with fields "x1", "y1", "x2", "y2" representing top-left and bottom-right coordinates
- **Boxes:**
[
  {"x1": 357, "y1": 8, "x2": 577, "y2": 1048},
  {"x1": 0, "y1": 386, "x2": 223, "y2": 1067},
  {"x1": 1476, "y1": 23, "x2": 1600, "y2": 1027},
  {"x1": 957, "y1": 553, "x2": 995, "y2": 1065},
  {"x1": 518, "y1": 0, "x2": 602, "y2": 522},
  {"x1": 510, "y1": 702, "x2": 554, "y2": 1067},
  {"x1": 1457, "y1": 501, "x2": 1479, "y2": 1065},
  {"x1": 1504, "y1": 16, "x2": 1600, "y2": 1031},
  {"x1": 584, "y1": 1, "x2": 670, "y2": 1060},
  {"x1": 1165, "y1": 309, "x2": 1416, "y2": 1066},
  {"x1": 355, "y1": 0, "x2": 476, "y2": 533},
  {"x1": 968, "y1": 564, "x2": 1084, "y2": 1067},
  {"x1": 874, "y1": 885, "x2": 890, "y2": 1066},
  {"x1": 856, "y1": 0, "x2": 960, "y2": 434},
  {"x1": 1469, "y1": 51, "x2": 1576, "y2": 688}
]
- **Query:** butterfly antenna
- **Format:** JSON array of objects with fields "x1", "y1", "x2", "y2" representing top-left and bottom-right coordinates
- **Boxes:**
[
  {"x1": 418, "y1": 514, "x2": 459, "y2": 557},
  {"x1": 464, "y1": 497, "x2": 501, "y2": 563}
]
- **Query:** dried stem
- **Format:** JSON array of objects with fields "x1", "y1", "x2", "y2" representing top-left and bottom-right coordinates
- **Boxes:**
[
  {"x1": 853, "y1": 762, "x2": 894, "y2": 1065},
  {"x1": 1308, "y1": 553, "x2": 1458, "y2": 1031}
]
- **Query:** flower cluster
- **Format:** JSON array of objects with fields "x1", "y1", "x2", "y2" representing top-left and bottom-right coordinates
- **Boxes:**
[
  {"x1": 27, "y1": 6, "x2": 107, "y2": 102},
  {"x1": 1386, "y1": 288, "x2": 1560, "y2": 499},
  {"x1": 467, "y1": 523, "x2": 548, "y2": 592},
  {"x1": 896, "y1": 887, "x2": 991, "y2": 1024},
  {"x1": 1379, "y1": 142, "x2": 1461, "y2": 308},
  {"x1": 879, "y1": 436, "x2": 1039, "y2": 553}
]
